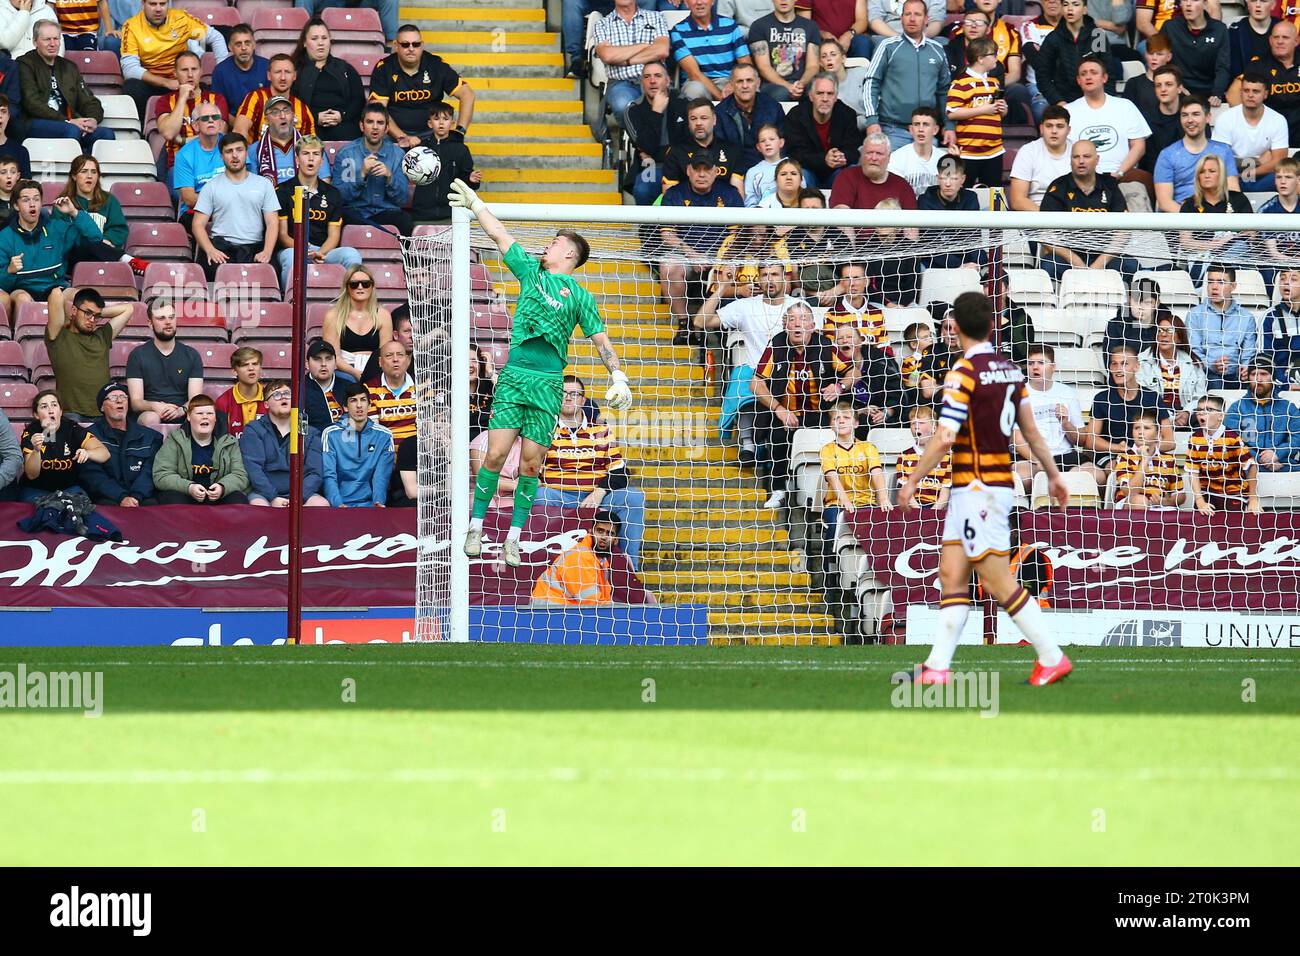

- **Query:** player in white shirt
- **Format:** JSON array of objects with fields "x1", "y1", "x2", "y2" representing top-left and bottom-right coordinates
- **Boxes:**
[
  {"x1": 887, "y1": 105, "x2": 949, "y2": 197},
  {"x1": 1008, "y1": 104, "x2": 1073, "y2": 210},
  {"x1": 1211, "y1": 72, "x2": 1291, "y2": 192},
  {"x1": 1013, "y1": 343, "x2": 1086, "y2": 487},
  {"x1": 1065, "y1": 55, "x2": 1150, "y2": 178}
]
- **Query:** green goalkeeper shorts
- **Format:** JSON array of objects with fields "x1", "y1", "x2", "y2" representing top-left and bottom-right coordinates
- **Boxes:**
[{"x1": 488, "y1": 364, "x2": 565, "y2": 447}]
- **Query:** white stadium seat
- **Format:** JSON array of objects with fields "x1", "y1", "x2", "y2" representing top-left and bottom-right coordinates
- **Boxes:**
[
  {"x1": 97, "y1": 95, "x2": 142, "y2": 138},
  {"x1": 25, "y1": 138, "x2": 82, "y2": 179},
  {"x1": 865, "y1": 427, "x2": 912, "y2": 462},
  {"x1": 1059, "y1": 268, "x2": 1126, "y2": 310},
  {"x1": 791, "y1": 427, "x2": 834, "y2": 508},
  {"x1": 1027, "y1": 306, "x2": 1083, "y2": 347},
  {"x1": 1007, "y1": 267, "x2": 1055, "y2": 306},
  {"x1": 920, "y1": 268, "x2": 982, "y2": 305},
  {"x1": 1052, "y1": 348, "x2": 1107, "y2": 385},
  {"x1": 1032, "y1": 470, "x2": 1100, "y2": 509},
  {"x1": 92, "y1": 139, "x2": 157, "y2": 180},
  {"x1": 1137, "y1": 270, "x2": 1199, "y2": 307},
  {"x1": 1258, "y1": 472, "x2": 1300, "y2": 508}
]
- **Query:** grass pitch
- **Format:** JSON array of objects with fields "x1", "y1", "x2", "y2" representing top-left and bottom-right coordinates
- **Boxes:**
[{"x1": 0, "y1": 644, "x2": 1296, "y2": 866}]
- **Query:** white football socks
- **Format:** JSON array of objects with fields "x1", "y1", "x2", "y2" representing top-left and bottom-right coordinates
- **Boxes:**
[
  {"x1": 469, "y1": 517, "x2": 483, "y2": 532},
  {"x1": 506, "y1": 526, "x2": 522, "y2": 542},
  {"x1": 925, "y1": 603, "x2": 969, "y2": 671},
  {"x1": 1010, "y1": 599, "x2": 1063, "y2": 667}
]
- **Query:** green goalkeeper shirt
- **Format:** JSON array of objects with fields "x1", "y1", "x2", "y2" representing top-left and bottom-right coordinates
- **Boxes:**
[{"x1": 502, "y1": 241, "x2": 604, "y2": 374}]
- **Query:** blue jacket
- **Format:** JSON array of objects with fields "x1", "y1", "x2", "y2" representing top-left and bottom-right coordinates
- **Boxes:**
[
  {"x1": 321, "y1": 418, "x2": 394, "y2": 507},
  {"x1": 1185, "y1": 299, "x2": 1257, "y2": 378},
  {"x1": 238, "y1": 415, "x2": 325, "y2": 502},
  {"x1": 0, "y1": 211, "x2": 103, "y2": 295},
  {"x1": 79, "y1": 418, "x2": 163, "y2": 504},
  {"x1": 1262, "y1": 303, "x2": 1300, "y2": 386},
  {"x1": 333, "y1": 138, "x2": 409, "y2": 222},
  {"x1": 1226, "y1": 393, "x2": 1300, "y2": 468},
  {"x1": 715, "y1": 91, "x2": 785, "y2": 168}
]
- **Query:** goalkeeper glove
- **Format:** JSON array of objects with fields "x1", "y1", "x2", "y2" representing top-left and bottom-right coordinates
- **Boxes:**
[
  {"x1": 448, "y1": 178, "x2": 485, "y2": 216},
  {"x1": 605, "y1": 370, "x2": 633, "y2": 411}
]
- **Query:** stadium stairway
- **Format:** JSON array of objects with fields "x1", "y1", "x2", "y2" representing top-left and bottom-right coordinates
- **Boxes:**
[
  {"x1": 402, "y1": 0, "x2": 620, "y2": 204},
  {"x1": 516, "y1": 254, "x2": 843, "y2": 646}
]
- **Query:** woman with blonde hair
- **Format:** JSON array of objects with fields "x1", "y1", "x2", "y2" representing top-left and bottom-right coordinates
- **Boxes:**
[
  {"x1": 1178, "y1": 152, "x2": 1252, "y2": 279},
  {"x1": 323, "y1": 264, "x2": 393, "y2": 382}
]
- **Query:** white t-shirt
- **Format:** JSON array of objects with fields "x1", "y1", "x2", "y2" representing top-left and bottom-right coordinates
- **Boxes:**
[
  {"x1": 888, "y1": 143, "x2": 949, "y2": 197},
  {"x1": 1064, "y1": 94, "x2": 1151, "y2": 175},
  {"x1": 1024, "y1": 379, "x2": 1084, "y2": 457},
  {"x1": 1211, "y1": 105, "x2": 1290, "y2": 170},
  {"x1": 718, "y1": 295, "x2": 804, "y2": 368},
  {"x1": 1009, "y1": 138, "x2": 1072, "y2": 206}
]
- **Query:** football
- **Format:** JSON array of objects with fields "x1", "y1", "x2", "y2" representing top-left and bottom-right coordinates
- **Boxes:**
[{"x1": 402, "y1": 146, "x2": 442, "y2": 186}]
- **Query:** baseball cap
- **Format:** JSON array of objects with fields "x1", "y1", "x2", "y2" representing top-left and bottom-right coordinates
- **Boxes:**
[
  {"x1": 688, "y1": 148, "x2": 719, "y2": 168},
  {"x1": 265, "y1": 95, "x2": 293, "y2": 112},
  {"x1": 1131, "y1": 277, "x2": 1160, "y2": 301},
  {"x1": 306, "y1": 337, "x2": 335, "y2": 359},
  {"x1": 96, "y1": 381, "x2": 128, "y2": 406},
  {"x1": 1245, "y1": 355, "x2": 1274, "y2": 374}
]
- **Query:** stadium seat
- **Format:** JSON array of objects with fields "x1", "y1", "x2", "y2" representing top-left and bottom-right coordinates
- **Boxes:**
[
  {"x1": 1058, "y1": 268, "x2": 1126, "y2": 310},
  {"x1": 321, "y1": 7, "x2": 385, "y2": 43},
  {"x1": 198, "y1": 343, "x2": 240, "y2": 381},
  {"x1": 1137, "y1": 269, "x2": 1197, "y2": 307},
  {"x1": 0, "y1": 340, "x2": 24, "y2": 380},
  {"x1": 920, "y1": 268, "x2": 982, "y2": 305},
  {"x1": 321, "y1": 140, "x2": 349, "y2": 169},
  {"x1": 113, "y1": 182, "x2": 176, "y2": 222},
  {"x1": 175, "y1": 300, "x2": 231, "y2": 344},
  {"x1": 1052, "y1": 348, "x2": 1106, "y2": 386},
  {"x1": 369, "y1": 264, "x2": 406, "y2": 307},
  {"x1": 13, "y1": 303, "x2": 49, "y2": 343},
  {"x1": 338, "y1": 52, "x2": 380, "y2": 88},
  {"x1": 215, "y1": 263, "x2": 281, "y2": 303},
  {"x1": 127, "y1": 223, "x2": 192, "y2": 260},
  {"x1": 250, "y1": 6, "x2": 310, "y2": 41},
  {"x1": 143, "y1": 262, "x2": 208, "y2": 300},
  {"x1": 8, "y1": 419, "x2": 20, "y2": 441},
  {"x1": 0, "y1": 301, "x2": 9, "y2": 338},
  {"x1": 471, "y1": 303, "x2": 510, "y2": 341},
  {"x1": 1027, "y1": 307, "x2": 1083, "y2": 347},
  {"x1": 412, "y1": 224, "x2": 451, "y2": 241},
  {"x1": 0, "y1": 382, "x2": 36, "y2": 419},
  {"x1": 305, "y1": 302, "x2": 333, "y2": 342},
  {"x1": 1001, "y1": 231, "x2": 1034, "y2": 269},
  {"x1": 1258, "y1": 472, "x2": 1300, "y2": 509},
  {"x1": 1246, "y1": 191, "x2": 1278, "y2": 212},
  {"x1": 1208, "y1": 388, "x2": 1245, "y2": 407},
  {"x1": 342, "y1": 224, "x2": 402, "y2": 263},
  {"x1": 72, "y1": 50, "x2": 123, "y2": 95},
  {"x1": 790, "y1": 427, "x2": 834, "y2": 508},
  {"x1": 193, "y1": 4, "x2": 241, "y2": 30},
  {"x1": 231, "y1": 303, "x2": 294, "y2": 345},
  {"x1": 109, "y1": 339, "x2": 135, "y2": 377},
  {"x1": 115, "y1": 302, "x2": 153, "y2": 342},
  {"x1": 236, "y1": 0, "x2": 295, "y2": 17},
  {"x1": 864, "y1": 427, "x2": 911, "y2": 463},
  {"x1": 22, "y1": 339, "x2": 51, "y2": 384},
  {"x1": 98, "y1": 95, "x2": 143, "y2": 139},
  {"x1": 1007, "y1": 268, "x2": 1055, "y2": 306},
  {"x1": 201, "y1": 381, "x2": 228, "y2": 401},
  {"x1": 1032, "y1": 470, "x2": 1100, "y2": 509},
  {"x1": 71, "y1": 262, "x2": 139, "y2": 300},
  {"x1": 304, "y1": 263, "x2": 347, "y2": 302},
  {"x1": 93, "y1": 140, "x2": 158, "y2": 180},
  {"x1": 1225, "y1": 269, "x2": 1270, "y2": 312},
  {"x1": 25, "y1": 138, "x2": 82, "y2": 180},
  {"x1": 260, "y1": 345, "x2": 292, "y2": 373}
]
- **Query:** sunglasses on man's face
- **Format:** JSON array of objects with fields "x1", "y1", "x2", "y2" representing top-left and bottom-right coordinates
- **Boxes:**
[
  {"x1": 349, "y1": 279, "x2": 373, "y2": 289},
  {"x1": 398, "y1": 40, "x2": 422, "y2": 48}
]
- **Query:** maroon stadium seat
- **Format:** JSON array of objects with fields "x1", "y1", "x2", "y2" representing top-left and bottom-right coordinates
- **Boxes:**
[
  {"x1": 72, "y1": 51, "x2": 123, "y2": 95},
  {"x1": 201, "y1": 381, "x2": 227, "y2": 401},
  {"x1": 231, "y1": 303, "x2": 294, "y2": 345},
  {"x1": 115, "y1": 302, "x2": 153, "y2": 342},
  {"x1": 342, "y1": 224, "x2": 402, "y2": 262},
  {"x1": 322, "y1": 140, "x2": 349, "y2": 169},
  {"x1": 250, "y1": 6, "x2": 310, "y2": 40},
  {"x1": 0, "y1": 300, "x2": 10, "y2": 339},
  {"x1": 304, "y1": 263, "x2": 346, "y2": 303},
  {"x1": 175, "y1": 300, "x2": 231, "y2": 344},
  {"x1": 215, "y1": 263, "x2": 281, "y2": 307},
  {"x1": 0, "y1": 340, "x2": 24, "y2": 379},
  {"x1": 71, "y1": 262, "x2": 139, "y2": 300},
  {"x1": 305, "y1": 302, "x2": 332, "y2": 342},
  {"x1": 236, "y1": 0, "x2": 294, "y2": 17},
  {"x1": 112, "y1": 182, "x2": 176, "y2": 222},
  {"x1": 339, "y1": 51, "x2": 380, "y2": 89},
  {"x1": 13, "y1": 303, "x2": 49, "y2": 343},
  {"x1": 198, "y1": 343, "x2": 240, "y2": 381},
  {"x1": 9, "y1": 419, "x2": 21, "y2": 442},
  {"x1": 128, "y1": 222, "x2": 192, "y2": 260},
  {"x1": 143, "y1": 261, "x2": 208, "y2": 300},
  {"x1": 26, "y1": 341, "x2": 53, "y2": 389},
  {"x1": 471, "y1": 303, "x2": 511, "y2": 342},
  {"x1": 41, "y1": 181, "x2": 62, "y2": 204},
  {"x1": 321, "y1": 7, "x2": 385, "y2": 43},
  {"x1": 0, "y1": 382, "x2": 36, "y2": 419},
  {"x1": 193, "y1": 5, "x2": 241, "y2": 30},
  {"x1": 260, "y1": 344, "x2": 292, "y2": 373},
  {"x1": 109, "y1": 339, "x2": 135, "y2": 378}
]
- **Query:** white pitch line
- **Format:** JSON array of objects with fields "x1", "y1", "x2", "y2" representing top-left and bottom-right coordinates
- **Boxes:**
[
  {"x1": 0, "y1": 766, "x2": 1295, "y2": 786},
  {"x1": 0, "y1": 658, "x2": 1296, "y2": 670}
]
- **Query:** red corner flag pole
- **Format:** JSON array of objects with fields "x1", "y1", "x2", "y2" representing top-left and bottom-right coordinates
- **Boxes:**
[{"x1": 287, "y1": 186, "x2": 308, "y2": 645}]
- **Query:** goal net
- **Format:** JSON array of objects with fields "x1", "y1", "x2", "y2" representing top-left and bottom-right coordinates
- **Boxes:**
[{"x1": 403, "y1": 203, "x2": 1300, "y2": 650}]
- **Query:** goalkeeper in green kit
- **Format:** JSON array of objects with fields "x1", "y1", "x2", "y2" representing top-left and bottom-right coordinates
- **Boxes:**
[{"x1": 450, "y1": 179, "x2": 634, "y2": 567}]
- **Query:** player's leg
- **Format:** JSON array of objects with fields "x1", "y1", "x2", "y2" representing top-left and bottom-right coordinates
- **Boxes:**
[
  {"x1": 924, "y1": 542, "x2": 975, "y2": 677},
  {"x1": 974, "y1": 555, "x2": 1070, "y2": 684}
]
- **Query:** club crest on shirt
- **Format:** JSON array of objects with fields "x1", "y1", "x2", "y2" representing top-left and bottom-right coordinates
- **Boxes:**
[
  {"x1": 559, "y1": 287, "x2": 570, "y2": 297},
  {"x1": 423, "y1": 71, "x2": 430, "y2": 83}
]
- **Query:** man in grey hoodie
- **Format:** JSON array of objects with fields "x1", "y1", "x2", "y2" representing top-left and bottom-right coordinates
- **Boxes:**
[{"x1": 862, "y1": 0, "x2": 955, "y2": 151}]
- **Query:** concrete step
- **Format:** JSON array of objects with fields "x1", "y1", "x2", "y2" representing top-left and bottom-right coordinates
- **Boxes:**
[
  {"x1": 469, "y1": 122, "x2": 592, "y2": 141},
  {"x1": 628, "y1": 445, "x2": 733, "y2": 464},
  {"x1": 636, "y1": 463, "x2": 747, "y2": 482},
  {"x1": 708, "y1": 610, "x2": 836, "y2": 634},
  {"x1": 479, "y1": 167, "x2": 613, "y2": 186},
  {"x1": 638, "y1": 488, "x2": 765, "y2": 505},
  {"x1": 475, "y1": 152, "x2": 604, "y2": 170},
  {"x1": 462, "y1": 77, "x2": 579, "y2": 99},
  {"x1": 709, "y1": 634, "x2": 843, "y2": 646},
  {"x1": 640, "y1": 569, "x2": 811, "y2": 588},
  {"x1": 472, "y1": 101, "x2": 584, "y2": 124},
  {"x1": 659, "y1": 590, "x2": 821, "y2": 608},
  {"x1": 443, "y1": 52, "x2": 563, "y2": 77},
  {"x1": 646, "y1": 508, "x2": 777, "y2": 525},
  {"x1": 421, "y1": 30, "x2": 559, "y2": 53},
  {"x1": 478, "y1": 190, "x2": 623, "y2": 204},
  {"x1": 641, "y1": 549, "x2": 803, "y2": 570},
  {"x1": 402, "y1": 0, "x2": 542, "y2": 9},
  {"x1": 406, "y1": 6, "x2": 547, "y2": 33},
  {"x1": 647, "y1": 526, "x2": 789, "y2": 546}
]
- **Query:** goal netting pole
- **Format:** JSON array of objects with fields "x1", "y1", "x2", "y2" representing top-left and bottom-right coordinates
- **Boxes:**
[{"x1": 403, "y1": 206, "x2": 1300, "y2": 647}]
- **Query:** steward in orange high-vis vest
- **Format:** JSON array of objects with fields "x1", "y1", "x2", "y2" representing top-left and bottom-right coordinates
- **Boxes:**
[{"x1": 531, "y1": 512, "x2": 620, "y2": 606}]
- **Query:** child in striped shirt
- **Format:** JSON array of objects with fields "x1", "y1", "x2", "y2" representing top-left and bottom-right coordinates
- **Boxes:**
[
  {"x1": 1113, "y1": 411, "x2": 1183, "y2": 509},
  {"x1": 1187, "y1": 395, "x2": 1262, "y2": 515},
  {"x1": 945, "y1": 37, "x2": 1007, "y2": 188},
  {"x1": 900, "y1": 321, "x2": 934, "y2": 388},
  {"x1": 895, "y1": 405, "x2": 952, "y2": 509}
]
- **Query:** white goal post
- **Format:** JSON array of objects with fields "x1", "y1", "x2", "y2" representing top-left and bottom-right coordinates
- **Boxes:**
[{"x1": 402, "y1": 204, "x2": 1300, "y2": 646}]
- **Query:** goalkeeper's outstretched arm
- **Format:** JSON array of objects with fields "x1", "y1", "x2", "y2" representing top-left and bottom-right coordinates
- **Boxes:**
[
  {"x1": 448, "y1": 178, "x2": 514, "y2": 254},
  {"x1": 591, "y1": 331, "x2": 634, "y2": 411}
]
